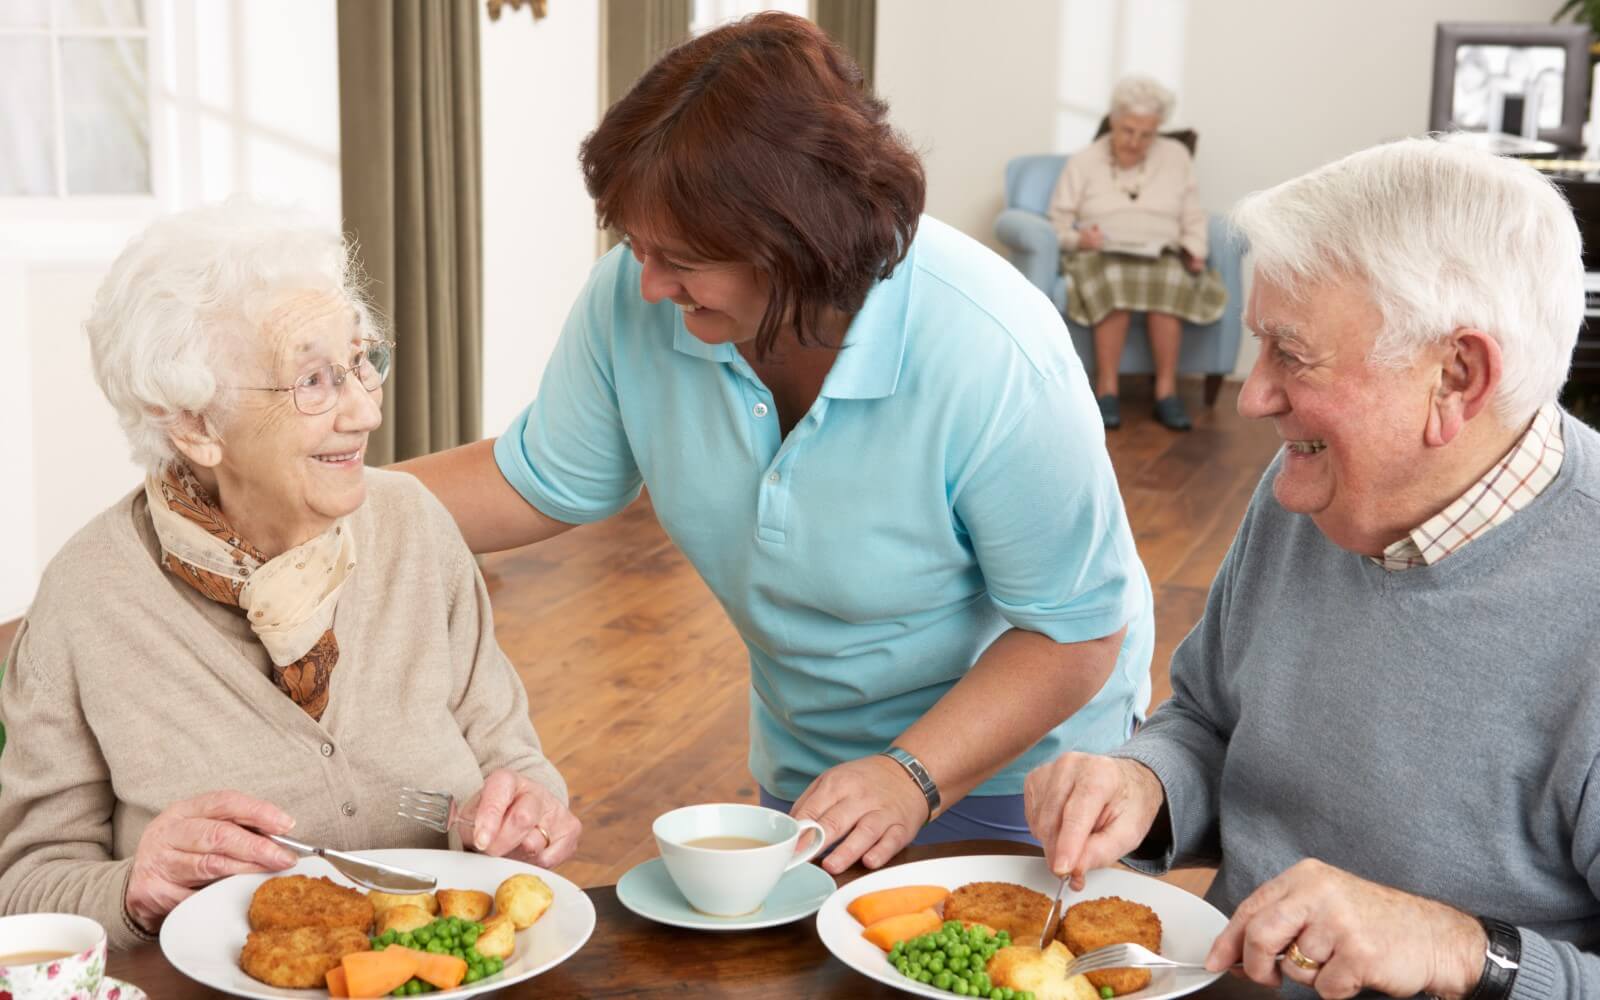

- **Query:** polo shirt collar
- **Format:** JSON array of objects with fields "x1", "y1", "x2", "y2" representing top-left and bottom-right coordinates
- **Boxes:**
[{"x1": 666, "y1": 238, "x2": 917, "y2": 401}]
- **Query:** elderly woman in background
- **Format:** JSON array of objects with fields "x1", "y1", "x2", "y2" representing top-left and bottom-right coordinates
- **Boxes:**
[
  {"x1": 1028, "y1": 140, "x2": 1600, "y2": 997},
  {"x1": 1049, "y1": 75, "x2": 1226, "y2": 431},
  {"x1": 0, "y1": 201, "x2": 579, "y2": 948}
]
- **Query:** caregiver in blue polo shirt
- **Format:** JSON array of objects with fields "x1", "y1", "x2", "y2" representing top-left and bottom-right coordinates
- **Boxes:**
[{"x1": 401, "y1": 12, "x2": 1153, "y2": 875}]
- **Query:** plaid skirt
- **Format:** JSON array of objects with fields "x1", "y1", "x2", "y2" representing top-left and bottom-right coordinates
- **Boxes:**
[{"x1": 1062, "y1": 249, "x2": 1228, "y2": 327}]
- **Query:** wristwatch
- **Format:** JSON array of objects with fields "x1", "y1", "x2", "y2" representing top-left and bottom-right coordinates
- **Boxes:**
[
  {"x1": 878, "y1": 746, "x2": 940, "y2": 817},
  {"x1": 1464, "y1": 916, "x2": 1520, "y2": 1000}
]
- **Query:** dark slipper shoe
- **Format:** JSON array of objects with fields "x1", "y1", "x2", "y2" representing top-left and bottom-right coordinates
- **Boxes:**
[
  {"x1": 1097, "y1": 394, "x2": 1121, "y2": 430},
  {"x1": 1153, "y1": 394, "x2": 1192, "y2": 431}
]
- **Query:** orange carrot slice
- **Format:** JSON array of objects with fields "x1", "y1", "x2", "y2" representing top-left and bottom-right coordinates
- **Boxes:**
[
  {"x1": 341, "y1": 948, "x2": 421, "y2": 998},
  {"x1": 387, "y1": 946, "x2": 469, "y2": 991},
  {"x1": 847, "y1": 885, "x2": 950, "y2": 927},
  {"x1": 325, "y1": 964, "x2": 349, "y2": 997},
  {"x1": 861, "y1": 908, "x2": 944, "y2": 951}
]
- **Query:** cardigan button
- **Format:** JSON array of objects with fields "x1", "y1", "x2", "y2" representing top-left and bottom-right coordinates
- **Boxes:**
[
  {"x1": 341, "y1": 801, "x2": 357, "y2": 817},
  {"x1": 321, "y1": 742, "x2": 335, "y2": 757}
]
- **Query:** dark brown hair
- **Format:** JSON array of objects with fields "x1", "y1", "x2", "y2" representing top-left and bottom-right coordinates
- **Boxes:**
[{"x1": 579, "y1": 12, "x2": 925, "y2": 359}]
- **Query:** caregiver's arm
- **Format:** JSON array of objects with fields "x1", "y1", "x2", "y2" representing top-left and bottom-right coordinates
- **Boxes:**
[
  {"x1": 396, "y1": 439, "x2": 576, "y2": 554},
  {"x1": 794, "y1": 624, "x2": 1126, "y2": 874}
]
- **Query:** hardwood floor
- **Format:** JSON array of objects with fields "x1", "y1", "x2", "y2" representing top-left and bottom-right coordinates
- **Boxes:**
[
  {"x1": 481, "y1": 378, "x2": 1282, "y2": 888},
  {"x1": 0, "y1": 378, "x2": 1279, "y2": 893}
]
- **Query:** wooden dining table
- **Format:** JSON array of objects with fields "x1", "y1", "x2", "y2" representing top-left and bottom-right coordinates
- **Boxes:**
[{"x1": 108, "y1": 839, "x2": 1275, "y2": 998}]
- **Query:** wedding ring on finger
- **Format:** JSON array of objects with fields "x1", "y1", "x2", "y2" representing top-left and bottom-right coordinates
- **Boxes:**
[
  {"x1": 1284, "y1": 941, "x2": 1323, "y2": 972},
  {"x1": 536, "y1": 824, "x2": 551, "y2": 844}
]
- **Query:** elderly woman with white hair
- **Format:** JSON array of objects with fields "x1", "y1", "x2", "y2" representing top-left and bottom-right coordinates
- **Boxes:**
[
  {"x1": 1026, "y1": 138, "x2": 1600, "y2": 998},
  {"x1": 0, "y1": 201, "x2": 580, "y2": 949},
  {"x1": 1049, "y1": 74, "x2": 1225, "y2": 430}
]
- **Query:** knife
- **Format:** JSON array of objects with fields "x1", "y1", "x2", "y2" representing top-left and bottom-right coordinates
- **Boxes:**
[
  {"x1": 1039, "y1": 872, "x2": 1071, "y2": 949},
  {"x1": 265, "y1": 833, "x2": 436, "y2": 894}
]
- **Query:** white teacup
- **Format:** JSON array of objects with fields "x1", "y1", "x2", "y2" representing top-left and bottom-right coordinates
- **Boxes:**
[
  {"x1": 653, "y1": 803, "x2": 827, "y2": 917},
  {"x1": 0, "y1": 913, "x2": 109, "y2": 1000}
]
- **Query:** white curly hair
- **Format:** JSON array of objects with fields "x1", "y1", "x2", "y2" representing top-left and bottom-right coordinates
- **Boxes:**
[
  {"x1": 1108, "y1": 75, "x2": 1175, "y2": 123},
  {"x1": 84, "y1": 198, "x2": 385, "y2": 475}
]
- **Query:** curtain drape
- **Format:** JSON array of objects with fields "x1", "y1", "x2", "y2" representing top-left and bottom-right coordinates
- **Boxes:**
[{"x1": 337, "y1": 0, "x2": 483, "y2": 465}]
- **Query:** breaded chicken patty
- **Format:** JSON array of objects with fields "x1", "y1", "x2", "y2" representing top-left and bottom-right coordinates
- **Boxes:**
[
  {"x1": 942, "y1": 881, "x2": 1053, "y2": 945},
  {"x1": 247, "y1": 875, "x2": 375, "y2": 933},
  {"x1": 239, "y1": 925, "x2": 370, "y2": 988},
  {"x1": 1060, "y1": 895, "x2": 1163, "y2": 995}
]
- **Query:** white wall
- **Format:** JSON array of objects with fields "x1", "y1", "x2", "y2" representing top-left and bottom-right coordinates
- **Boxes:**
[
  {"x1": 479, "y1": 0, "x2": 601, "y2": 436},
  {"x1": 1, "y1": 0, "x2": 341, "y2": 619},
  {"x1": 875, "y1": 0, "x2": 1558, "y2": 377}
]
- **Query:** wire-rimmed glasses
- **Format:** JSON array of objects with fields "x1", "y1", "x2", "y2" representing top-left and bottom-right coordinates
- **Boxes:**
[{"x1": 229, "y1": 338, "x2": 395, "y2": 415}]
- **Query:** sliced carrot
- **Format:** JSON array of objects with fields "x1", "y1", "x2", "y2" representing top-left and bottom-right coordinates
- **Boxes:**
[
  {"x1": 847, "y1": 885, "x2": 950, "y2": 927},
  {"x1": 387, "y1": 946, "x2": 468, "y2": 991},
  {"x1": 861, "y1": 908, "x2": 944, "y2": 951},
  {"x1": 325, "y1": 964, "x2": 349, "y2": 997},
  {"x1": 341, "y1": 948, "x2": 421, "y2": 998}
]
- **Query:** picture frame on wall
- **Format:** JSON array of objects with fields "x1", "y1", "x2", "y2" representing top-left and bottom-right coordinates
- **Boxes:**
[{"x1": 1429, "y1": 22, "x2": 1592, "y2": 149}]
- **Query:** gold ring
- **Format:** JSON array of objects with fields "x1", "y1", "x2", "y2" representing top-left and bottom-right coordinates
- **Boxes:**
[
  {"x1": 536, "y1": 825, "x2": 551, "y2": 843},
  {"x1": 1285, "y1": 942, "x2": 1322, "y2": 972}
]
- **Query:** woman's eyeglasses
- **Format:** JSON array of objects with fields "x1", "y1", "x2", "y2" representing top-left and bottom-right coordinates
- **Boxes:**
[{"x1": 229, "y1": 339, "x2": 395, "y2": 415}]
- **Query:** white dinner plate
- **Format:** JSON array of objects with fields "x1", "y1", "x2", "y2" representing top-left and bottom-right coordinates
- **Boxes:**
[
  {"x1": 160, "y1": 849, "x2": 595, "y2": 999},
  {"x1": 817, "y1": 854, "x2": 1227, "y2": 1000}
]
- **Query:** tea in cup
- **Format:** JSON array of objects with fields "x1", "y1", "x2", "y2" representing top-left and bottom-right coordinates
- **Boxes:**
[
  {"x1": 0, "y1": 913, "x2": 108, "y2": 999},
  {"x1": 653, "y1": 803, "x2": 826, "y2": 916}
]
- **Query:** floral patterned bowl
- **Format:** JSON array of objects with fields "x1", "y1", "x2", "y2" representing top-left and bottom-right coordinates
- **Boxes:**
[{"x1": 0, "y1": 912, "x2": 122, "y2": 1000}]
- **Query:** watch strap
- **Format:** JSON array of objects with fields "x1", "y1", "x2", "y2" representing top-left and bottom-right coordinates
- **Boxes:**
[
  {"x1": 878, "y1": 746, "x2": 940, "y2": 816},
  {"x1": 1465, "y1": 916, "x2": 1520, "y2": 1000}
]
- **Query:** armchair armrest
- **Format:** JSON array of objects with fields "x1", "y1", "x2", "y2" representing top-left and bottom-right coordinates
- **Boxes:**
[
  {"x1": 1201, "y1": 213, "x2": 1246, "y2": 372},
  {"x1": 994, "y1": 208, "x2": 1061, "y2": 297}
]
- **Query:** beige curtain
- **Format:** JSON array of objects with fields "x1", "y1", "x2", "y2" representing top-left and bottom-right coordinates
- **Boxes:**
[
  {"x1": 814, "y1": 0, "x2": 875, "y2": 90},
  {"x1": 337, "y1": 0, "x2": 483, "y2": 465}
]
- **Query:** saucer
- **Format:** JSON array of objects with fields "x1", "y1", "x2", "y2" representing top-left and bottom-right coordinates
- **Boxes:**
[
  {"x1": 101, "y1": 979, "x2": 147, "y2": 1000},
  {"x1": 616, "y1": 857, "x2": 835, "y2": 931}
]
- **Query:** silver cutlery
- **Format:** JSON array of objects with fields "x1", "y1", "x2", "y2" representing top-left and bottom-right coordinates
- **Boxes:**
[
  {"x1": 1061, "y1": 941, "x2": 1269, "y2": 979},
  {"x1": 264, "y1": 832, "x2": 436, "y2": 893},
  {"x1": 1039, "y1": 874, "x2": 1071, "y2": 948},
  {"x1": 397, "y1": 786, "x2": 466, "y2": 835}
]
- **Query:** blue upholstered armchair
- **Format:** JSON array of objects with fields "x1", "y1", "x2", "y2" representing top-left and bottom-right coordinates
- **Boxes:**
[{"x1": 994, "y1": 153, "x2": 1245, "y2": 406}]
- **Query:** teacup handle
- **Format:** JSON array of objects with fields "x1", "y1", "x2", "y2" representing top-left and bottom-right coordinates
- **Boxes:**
[{"x1": 784, "y1": 818, "x2": 828, "y2": 871}]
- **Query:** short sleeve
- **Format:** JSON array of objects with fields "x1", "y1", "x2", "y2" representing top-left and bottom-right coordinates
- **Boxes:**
[
  {"x1": 952, "y1": 370, "x2": 1147, "y2": 644},
  {"x1": 493, "y1": 251, "x2": 644, "y2": 524}
]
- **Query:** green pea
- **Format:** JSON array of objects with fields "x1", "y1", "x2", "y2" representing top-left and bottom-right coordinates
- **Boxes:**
[
  {"x1": 488, "y1": 957, "x2": 503, "y2": 974},
  {"x1": 918, "y1": 970, "x2": 933, "y2": 983},
  {"x1": 953, "y1": 978, "x2": 970, "y2": 995},
  {"x1": 934, "y1": 971, "x2": 954, "y2": 989},
  {"x1": 463, "y1": 969, "x2": 479, "y2": 984},
  {"x1": 895, "y1": 959, "x2": 910, "y2": 975},
  {"x1": 1099, "y1": 988, "x2": 1114, "y2": 1000},
  {"x1": 1001, "y1": 989, "x2": 1016, "y2": 1000}
]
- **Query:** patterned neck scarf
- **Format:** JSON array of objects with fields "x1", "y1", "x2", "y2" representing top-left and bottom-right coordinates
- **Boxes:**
[{"x1": 144, "y1": 463, "x2": 356, "y2": 720}]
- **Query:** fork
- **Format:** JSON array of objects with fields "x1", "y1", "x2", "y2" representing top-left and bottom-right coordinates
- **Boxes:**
[
  {"x1": 1060, "y1": 942, "x2": 1253, "y2": 979},
  {"x1": 397, "y1": 786, "x2": 467, "y2": 835}
]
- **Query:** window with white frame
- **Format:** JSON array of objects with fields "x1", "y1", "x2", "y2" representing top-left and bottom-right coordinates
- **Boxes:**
[{"x1": 0, "y1": 0, "x2": 153, "y2": 197}]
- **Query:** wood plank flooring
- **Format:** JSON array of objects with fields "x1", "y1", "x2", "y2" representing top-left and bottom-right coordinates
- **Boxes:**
[{"x1": 1, "y1": 378, "x2": 1280, "y2": 894}]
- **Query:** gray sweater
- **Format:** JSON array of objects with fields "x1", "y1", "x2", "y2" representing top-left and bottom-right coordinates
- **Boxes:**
[{"x1": 1114, "y1": 412, "x2": 1600, "y2": 999}]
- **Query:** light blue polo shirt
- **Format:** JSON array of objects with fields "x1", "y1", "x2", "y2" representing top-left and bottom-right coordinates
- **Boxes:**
[{"x1": 495, "y1": 216, "x2": 1153, "y2": 799}]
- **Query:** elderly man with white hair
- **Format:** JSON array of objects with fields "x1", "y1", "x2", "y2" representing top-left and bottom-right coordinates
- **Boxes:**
[
  {"x1": 0, "y1": 200, "x2": 579, "y2": 951},
  {"x1": 1025, "y1": 138, "x2": 1600, "y2": 998},
  {"x1": 1049, "y1": 74, "x2": 1227, "y2": 431}
]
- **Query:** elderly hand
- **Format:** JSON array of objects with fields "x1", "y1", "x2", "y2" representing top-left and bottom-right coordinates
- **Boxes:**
[
  {"x1": 1183, "y1": 250, "x2": 1206, "y2": 274},
  {"x1": 792, "y1": 754, "x2": 930, "y2": 875},
  {"x1": 1078, "y1": 224, "x2": 1105, "y2": 251},
  {"x1": 126, "y1": 790, "x2": 298, "y2": 931},
  {"x1": 1023, "y1": 752, "x2": 1164, "y2": 887},
  {"x1": 1205, "y1": 858, "x2": 1486, "y2": 999},
  {"x1": 459, "y1": 768, "x2": 581, "y2": 868}
]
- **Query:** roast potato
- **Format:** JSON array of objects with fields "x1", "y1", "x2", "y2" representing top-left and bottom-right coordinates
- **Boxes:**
[
  {"x1": 475, "y1": 913, "x2": 516, "y2": 960},
  {"x1": 367, "y1": 889, "x2": 438, "y2": 917},
  {"x1": 437, "y1": 888, "x2": 493, "y2": 922},
  {"x1": 375, "y1": 904, "x2": 435, "y2": 936},
  {"x1": 494, "y1": 874, "x2": 553, "y2": 929}
]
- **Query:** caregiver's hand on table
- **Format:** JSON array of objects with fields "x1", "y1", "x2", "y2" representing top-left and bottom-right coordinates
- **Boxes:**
[
  {"x1": 1206, "y1": 858, "x2": 1486, "y2": 999},
  {"x1": 1023, "y1": 752, "x2": 1164, "y2": 888},
  {"x1": 459, "y1": 768, "x2": 582, "y2": 867},
  {"x1": 126, "y1": 790, "x2": 298, "y2": 931},
  {"x1": 792, "y1": 754, "x2": 931, "y2": 875}
]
